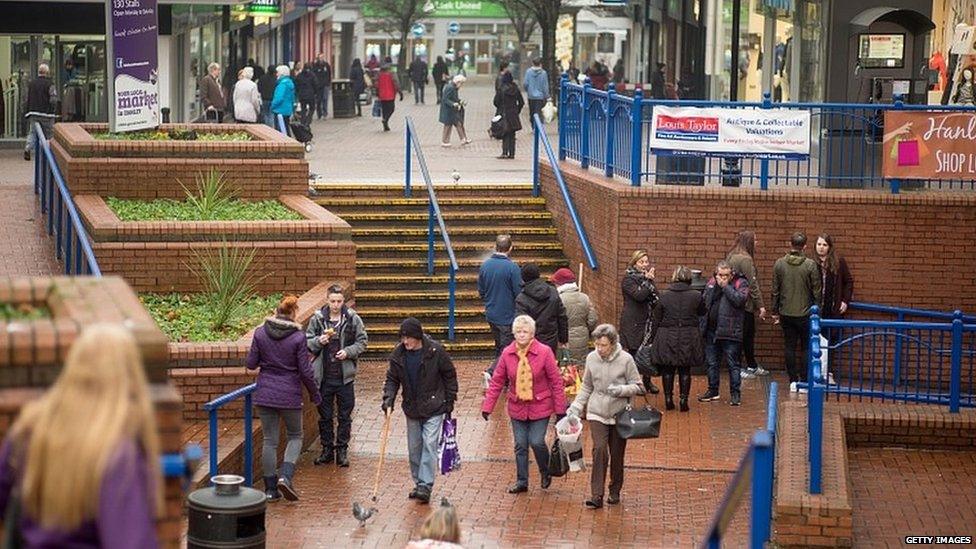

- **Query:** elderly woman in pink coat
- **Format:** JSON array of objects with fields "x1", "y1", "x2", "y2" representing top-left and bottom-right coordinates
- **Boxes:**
[{"x1": 482, "y1": 314, "x2": 568, "y2": 494}]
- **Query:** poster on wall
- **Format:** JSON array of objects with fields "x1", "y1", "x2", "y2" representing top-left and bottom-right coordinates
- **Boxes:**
[
  {"x1": 105, "y1": 0, "x2": 160, "y2": 133},
  {"x1": 647, "y1": 106, "x2": 811, "y2": 160},
  {"x1": 882, "y1": 110, "x2": 976, "y2": 179}
]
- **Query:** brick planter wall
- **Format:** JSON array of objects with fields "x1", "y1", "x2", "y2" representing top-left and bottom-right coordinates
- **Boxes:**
[
  {"x1": 52, "y1": 123, "x2": 307, "y2": 200},
  {"x1": 75, "y1": 194, "x2": 355, "y2": 294},
  {"x1": 0, "y1": 276, "x2": 184, "y2": 548},
  {"x1": 540, "y1": 160, "x2": 976, "y2": 366}
]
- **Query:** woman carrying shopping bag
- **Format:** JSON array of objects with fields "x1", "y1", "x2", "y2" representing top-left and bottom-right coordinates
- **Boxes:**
[{"x1": 566, "y1": 324, "x2": 645, "y2": 509}]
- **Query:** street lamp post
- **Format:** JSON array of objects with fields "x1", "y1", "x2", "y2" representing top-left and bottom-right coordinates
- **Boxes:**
[{"x1": 722, "y1": 0, "x2": 743, "y2": 187}]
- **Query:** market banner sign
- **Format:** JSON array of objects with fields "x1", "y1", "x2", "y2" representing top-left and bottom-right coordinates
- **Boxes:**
[
  {"x1": 105, "y1": 0, "x2": 160, "y2": 133},
  {"x1": 883, "y1": 110, "x2": 976, "y2": 180},
  {"x1": 364, "y1": 0, "x2": 506, "y2": 18},
  {"x1": 248, "y1": 0, "x2": 282, "y2": 16},
  {"x1": 648, "y1": 106, "x2": 811, "y2": 160}
]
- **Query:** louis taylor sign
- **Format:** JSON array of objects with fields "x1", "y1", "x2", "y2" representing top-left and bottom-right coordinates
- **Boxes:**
[
  {"x1": 647, "y1": 106, "x2": 811, "y2": 160},
  {"x1": 883, "y1": 110, "x2": 976, "y2": 179},
  {"x1": 105, "y1": 0, "x2": 160, "y2": 132}
]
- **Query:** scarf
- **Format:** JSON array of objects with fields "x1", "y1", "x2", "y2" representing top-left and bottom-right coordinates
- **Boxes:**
[{"x1": 515, "y1": 343, "x2": 534, "y2": 401}]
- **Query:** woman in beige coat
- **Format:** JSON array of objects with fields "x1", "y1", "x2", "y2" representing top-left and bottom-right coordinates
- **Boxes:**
[
  {"x1": 551, "y1": 267, "x2": 598, "y2": 362},
  {"x1": 567, "y1": 324, "x2": 644, "y2": 509}
]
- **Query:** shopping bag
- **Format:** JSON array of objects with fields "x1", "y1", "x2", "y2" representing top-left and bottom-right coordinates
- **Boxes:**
[
  {"x1": 371, "y1": 100, "x2": 382, "y2": 118},
  {"x1": 556, "y1": 415, "x2": 583, "y2": 444},
  {"x1": 541, "y1": 99, "x2": 557, "y2": 123},
  {"x1": 438, "y1": 416, "x2": 461, "y2": 475},
  {"x1": 547, "y1": 439, "x2": 570, "y2": 477},
  {"x1": 897, "y1": 139, "x2": 920, "y2": 166}
]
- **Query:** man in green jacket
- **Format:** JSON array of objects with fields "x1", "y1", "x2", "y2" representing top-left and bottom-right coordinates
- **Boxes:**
[{"x1": 771, "y1": 232, "x2": 822, "y2": 384}]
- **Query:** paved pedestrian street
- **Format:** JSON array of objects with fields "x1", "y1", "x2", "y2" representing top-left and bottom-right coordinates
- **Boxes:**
[{"x1": 262, "y1": 362, "x2": 777, "y2": 548}]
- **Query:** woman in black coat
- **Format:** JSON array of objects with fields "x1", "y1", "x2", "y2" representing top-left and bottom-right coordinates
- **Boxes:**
[
  {"x1": 294, "y1": 63, "x2": 317, "y2": 124},
  {"x1": 814, "y1": 233, "x2": 854, "y2": 319},
  {"x1": 649, "y1": 266, "x2": 705, "y2": 412},
  {"x1": 619, "y1": 249, "x2": 660, "y2": 394},
  {"x1": 493, "y1": 71, "x2": 524, "y2": 159},
  {"x1": 349, "y1": 58, "x2": 366, "y2": 116}
]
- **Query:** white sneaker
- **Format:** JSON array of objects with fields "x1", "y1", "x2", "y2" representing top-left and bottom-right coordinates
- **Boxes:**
[
  {"x1": 441, "y1": 142, "x2": 451, "y2": 148},
  {"x1": 740, "y1": 368, "x2": 756, "y2": 379},
  {"x1": 789, "y1": 382, "x2": 809, "y2": 394},
  {"x1": 754, "y1": 367, "x2": 770, "y2": 376}
]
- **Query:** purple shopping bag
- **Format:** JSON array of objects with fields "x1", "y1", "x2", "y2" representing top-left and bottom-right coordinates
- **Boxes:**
[
  {"x1": 438, "y1": 417, "x2": 461, "y2": 475},
  {"x1": 897, "y1": 139, "x2": 920, "y2": 166}
]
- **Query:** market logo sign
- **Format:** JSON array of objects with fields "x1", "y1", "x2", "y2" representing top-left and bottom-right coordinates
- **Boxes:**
[
  {"x1": 247, "y1": 0, "x2": 282, "y2": 17},
  {"x1": 105, "y1": 0, "x2": 160, "y2": 133},
  {"x1": 655, "y1": 114, "x2": 719, "y2": 142}
]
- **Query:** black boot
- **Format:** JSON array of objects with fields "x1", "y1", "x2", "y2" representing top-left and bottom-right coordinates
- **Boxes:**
[
  {"x1": 642, "y1": 375, "x2": 660, "y2": 395},
  {"x1": 336, "y1": 447, "x2": 349, "y2": 467},
  {"x1": 314, "y1": 447, "x2": 334, "y2": 465},
  {"x1": 277, "y1": 462, "x2": 299, "y2": 501},
  {"x1": 679, "y1": 371, "x2": 692, "y2": 412},
  {"x1": 264, "y1": 476, "x2": 281, "y2": 502},
  {"x1": 662, "y1": 373, "x2": 675, "y2": 411}
]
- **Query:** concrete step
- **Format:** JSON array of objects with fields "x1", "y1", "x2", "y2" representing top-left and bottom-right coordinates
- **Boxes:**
[
  {"x1": 355, "y1": 290, "x2": 482, "y2": 301},
  {"x1": 351, "y1": 226, "x2": 558, "y2": 243},
  {"x1": 310, "y1": 183, "x2": 534, "y2": 198},
  {"x1": 365, "y1": 322, "x2": 490, "y2": 336},
  {"x1": 355, "y1": 258, "x2": 568, "y2": 273},
  {"x1": 354, "y1": 272, "x2": 558, "y2": 292},
  {"x1": 355, "y1": 241, "x2": 564, "y2": 258},
  {"x1": 314, "y1": 196, "x2": 547, "y2": 211},
  {"x1": 356, "y1": 306, "x2": 486, "y2": 323},
  {"x1": 365, "y1": 339, "x2": 496, "y2": 359},
  {"x1": 336, "y1": 211, "x2": 553, "y2": 226}
]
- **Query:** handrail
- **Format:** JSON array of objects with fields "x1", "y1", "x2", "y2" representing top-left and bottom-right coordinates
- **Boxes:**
[
  {"x1": 533, "y1": 113, "x2": 598, "y2": 270},
  {"x1": 32, "y1": 122, "x2": 101, "y2": 276},
  {"x1": 849, "y1": 301, "x2": 976, "y2": 323},
  {"x1": 404, "y1": 117, "x2": 459, "y2": 340},
  {"x1": 275, "y1": 113, "x2": 287, "y2": 134},
  {"x1": 203, "y1": 383, "x2": 257, "y2": 487}
]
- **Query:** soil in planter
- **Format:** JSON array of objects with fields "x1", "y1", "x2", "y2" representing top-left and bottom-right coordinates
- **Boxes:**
[
  {"x1": 106, "y1": 197, "x2": 303, "y2": 222},
  {"x1": 141, "y1": 293, "x2": 282, "y2": 342},
  {"x1": 91, "y1": 130, "x2": 252, "y2": 141},
  {"x1": 0, "y1": 302, "x2": 50, "y2": 321}
]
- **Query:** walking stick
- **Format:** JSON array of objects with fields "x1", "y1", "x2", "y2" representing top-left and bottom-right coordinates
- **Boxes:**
[
  {"x1": 578, "y1": 262, "x2": 584, "y2": 292},
  {"x1": 371, "y1": 408, "x2": 394, "y2": 502}
]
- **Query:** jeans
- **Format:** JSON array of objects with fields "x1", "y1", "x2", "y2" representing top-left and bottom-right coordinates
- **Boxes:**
[
  {"x1": 257, "y1": 406, "x2": 303, "y2": 477},
  {"x1": 317, "y1": 88, "x2": 330, "y2": 118},
  {"x1": 381, "y1": 100, "x2": 395, "y2": 126},
  {"x1": 511, "y1": 418, "x2": 550, "y2": 487},
  {"x1": 489, "y1": 322, "x2": 514, "y2": 358},
  {"x1": 413, "y1": 82, "x2": 426, "y2": 104},
  {"x1": 705, "y1": 337, "x2": 743, "y2": 396},
  {"x1": 274, "y1": 114, "x2": 291, "y2": 136},
  {"x1": 528, "y1": 98, "x2": 546, "y2": 127},
  {"x1": 780, "y1": 315, "x2": 810, "y2": 382},
  {"x1": 589, "y1": 420, "x2": 627, "y2": 499},
  {"x1": 25, "y1": 114, "x2": 55, "y2": 154},
  {"x1": 406, "y1": 414, "x2": 445, "y2": 489},
  {"x1": 435, "y1": 81, "x2": 445, "y2": 103},
  {"x1": 318, "y1": 380, "x2": 355, "y2": 451},
  {"x1": 261, "y1": 100, "x2": 273, "y2": 127}
]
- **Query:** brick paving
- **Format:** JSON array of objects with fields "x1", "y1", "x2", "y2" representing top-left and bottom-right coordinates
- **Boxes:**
[
  {"x1": 261, "y1": 361, "x2": 786, "y2": 548},
  {"x1": 0, "y1": 149, "x2": 58, "y2": 276},
  {"x1": 849, "y1": 448, "x2": 976, "y2": 547}
]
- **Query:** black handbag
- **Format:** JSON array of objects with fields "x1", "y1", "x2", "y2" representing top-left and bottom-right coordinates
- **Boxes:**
[
  {"x1": 547, "y1": 439, "x2": 570, "y2": 477},
  {"x1": 633, "y1": 321, "x2": 658, "y2": 377},
  {"x1": 614, "y1": 395, "x2": 662, "y2": 439}
]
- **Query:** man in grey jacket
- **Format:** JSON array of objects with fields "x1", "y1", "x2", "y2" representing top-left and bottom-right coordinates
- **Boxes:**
[
  {"x1": 306, "y1": 284, "x2": 368, "y2": 467},
  {"x1": 523, "y1": 58, "x2": 549, "y2": 128},
  {"x1": 771, "y1": 232, "x2": 822, "y2": 385}
]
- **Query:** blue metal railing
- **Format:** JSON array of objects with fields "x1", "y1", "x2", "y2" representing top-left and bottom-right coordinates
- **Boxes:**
[
  {"x1": 404, "y1": 117, "x2": 458, "y2": 340},
  {"x1": 558, "y1": 77, "x2": 976, "y2": 192},
  {"x1": 31, "y1": 123, "x2": 101, "y2": 276},
  {"x1": 203, "y1": 383, "x2": 257, "y2": 487},
  {"x1": 275, "y1": 113, "x2": 287, "y2": 135},
  {"x1": 807, "y1": 304, "x2": 976, "y2": 493},
  {"x1": 532, "y1": 114, "x2": 598, "y2": 271},
  {"x1": 702, "y1": 382, "x2": 778, "y2": 549}
]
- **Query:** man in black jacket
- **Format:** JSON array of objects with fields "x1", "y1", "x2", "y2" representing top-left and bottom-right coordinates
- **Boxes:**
[
  {"x1": 408, "y1": 56, "x2": 429, "y2": 105},
  {"x1": 257, "y1": 64, "x2": 277, "y2": 127},
  {"x1": 382, "y1": 318, "x2": 458, "y2": 504},
  {"x1": 294, "y1": 62, "x2": 317, "y2": 125},
  {"x1": 24, "y1": 63, "x2": 57, "y2": 161},
  {"x1": 699, "y1": 261, "x2": 750, "y2": 406},
  {"x1": 515, "y1": 263, "x2": 568, "y2": 356},
  {"x1": 312, "y1": 57, "x2": 332, "y2": 119}
]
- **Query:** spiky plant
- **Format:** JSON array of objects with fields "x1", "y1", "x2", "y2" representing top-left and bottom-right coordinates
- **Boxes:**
[
  {"x1": 188, "y1": 244, "x2": 265, "y2": 332},
  {"x1": 180, "y1": 169, "x2": 238, "y2": 220}
]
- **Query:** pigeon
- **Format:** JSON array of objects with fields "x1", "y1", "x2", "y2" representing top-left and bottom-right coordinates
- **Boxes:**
[
  {"x1": 352, "y1": 501, "x2": 377, "y2": 527},
  {"x1": 440, "y1": 496, "x2": 452, "y2": 508},
  {"x1": 451, "y1": 169, "x2": 460, "y2": 184}
]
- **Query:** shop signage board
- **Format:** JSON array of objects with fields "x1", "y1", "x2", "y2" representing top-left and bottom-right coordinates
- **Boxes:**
[
  {"x1": 447, "y1": 21, "x2": 461, "y2": 35},
  {"x1": 247, "y1": 0, "x2": 282, "y2": 17},
  {"x1": 648, "y1": 105, "x2": 811, "y2": 160},
  {"x1": 883, "y1": 110, "x2": 976, "y2": 180},
  {"x1": 105, "y1": 0, "x2": 160, "y2": 132},
  {"x1": 363, "y1": 0, "x2": 506, "y2": 18},
  {"x1": 412, "y1": 22, "x2": 426, "y2": 37}
]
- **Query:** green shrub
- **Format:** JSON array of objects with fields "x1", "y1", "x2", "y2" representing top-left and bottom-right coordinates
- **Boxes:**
[
  {"x1": 187, "y1": 244, "x2": 267, "y2": 332},
  {"x1": 141, "y1": 293, "x2": 280, "y2": 342},
  {"x1": 180, "y1": 169, "x2": 238, "y2": 221}
]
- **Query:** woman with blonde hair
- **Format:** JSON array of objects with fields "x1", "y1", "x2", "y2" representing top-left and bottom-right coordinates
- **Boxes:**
[
  {"x1": 405, "y1": 502, "x2": 463, "y2": 548},
  {"x1": 0, "y1": 324, "x2": 162, "y2": 547}
]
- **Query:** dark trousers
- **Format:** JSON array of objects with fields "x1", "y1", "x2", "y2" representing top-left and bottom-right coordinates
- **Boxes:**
[
  {"x1": 501, "y1": 133, "x2": 516, "y2": 157},
  {"x1": 317, "y1": 380, "x2": 355, "y2": 451},
  {"x1": 299, "y1": 101, "x2": 314, "y2": 125},
  {"x1": 435, "y1": 81, "x2": 445, "y2": 103},
  {"x1": 706, "y1": 337, "x2": 742, "y2": 396},
  {"x1": 528, "y1": 99, "x2": 546, "y2": 127},
  {"x1": 659, "y1": 364, "x2": 692, "y2": 399},
  {"x1": 780, "y1": 315, "x2": 810, "y2": 382},
  {"x1": 381, "y1": 100, "x2": 395, "y2": 125},
  {"x1": 490, "y1": 322, "x2": 514, "y2": 358},
  {"x1": 413, "y1": 82, "x2": 426, "y2": 104},
  {"x1": 589, "y1": 420, "x2": 627, "y2": 499},
  {"x1": 742, "y1": 311, "x2": 759, "y2": 369},
  {"x1": 316, "y1": 88, "x2": 330, "y2": 118}
]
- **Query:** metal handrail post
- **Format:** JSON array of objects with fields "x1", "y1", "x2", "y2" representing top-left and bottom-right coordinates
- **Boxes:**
[
  {"x1": 427, "y1": 201, "x2": 435, "y2": 275},
  {"x1": 760, "y1": 93, "x2": 771, "y2": 191},
  {"x1": 33, "y1": 124, "x2": 41, "y2": 195},
  {"x1": 750, "y1": 431, "x2": 774, "y2": 549},
  {"x1": 533, "y1": 122, "x2": 541, "y2": 197},
  {"x1": 580, "y1": 83, "x2": 591, "y2": 169},
  {"x1": 208, "y1": 408, "x2": 219, "y2": 482},
  {"x1": 448, "y1": 268, "x2": 456, "y2": 341},
  {"x1": 630, "y1": 88, "x2": 643, "y2": 186},
  {"x1": 766, "y1": 382, "x2": 779, "y2": 434},
  {"x1": 405, "y1": 123, "x2": 412, "y2": 197},
  {"x1": 893, "y1": 311, "x2": 905, "y2": 387},
  {"x1": 889, "y1": 97, "x2": 903, "y2": 194},
  {"x1": 808, "y1": 308, "x2": 823, "y2": 494},
  {"x1": 950, "y1": 311, "x2": 963, "y2": 413},
  {"x1": 243, "y1": 393, "x2": 253, "y2": 486},
  {"x1": 558, "y1": 74, "x2": 568, "y2": 161},
  {"x1": 605, "y1": 84, "x2": 616, "y2": 178}
]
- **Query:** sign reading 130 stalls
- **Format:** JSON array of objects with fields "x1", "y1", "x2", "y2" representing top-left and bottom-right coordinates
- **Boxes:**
[
  {"x1": 105, "y1": 0, "x2": 160, "y2": 132},
  {"x1": 882, "y1": 110, "x2": 976, "y2": 179}
]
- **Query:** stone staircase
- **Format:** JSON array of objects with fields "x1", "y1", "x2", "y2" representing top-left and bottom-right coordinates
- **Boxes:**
[{"x1": 311, "y1": 184, "x2": 569, "y2": 359}]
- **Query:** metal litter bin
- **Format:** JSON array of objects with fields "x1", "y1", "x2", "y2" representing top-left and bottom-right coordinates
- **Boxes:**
[
  {"x1": 187, "y1": 475, "x2": 266, "y2": 548},
  {"x1": 332, "y1": 79, "x2": 356, "y2": 119}
]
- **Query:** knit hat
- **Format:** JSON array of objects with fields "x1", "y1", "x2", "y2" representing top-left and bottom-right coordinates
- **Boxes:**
[
  {"x1": 550, "y1": 267, "x2": 576, "y2": 286},
  {"x1": 399, "y1": 317, "x2": 424, "y2": 339},
  {"x1": 521, "y1": 263, "x2": 540, "y2": 283},
  {"x1": 628, "y1": 249, "x2": 649, "y2": 267}
]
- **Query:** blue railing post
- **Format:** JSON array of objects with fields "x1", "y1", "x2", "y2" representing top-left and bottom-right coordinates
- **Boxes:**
[
  {"x1": 448, "y1": 268, "x2": 456, "y2": 341},
  {"x1": 405, "y1": 123, "x2": 413, "y2": 198},
  {"x1": 760, "y1": 93, "x2": 772, "y2": 191},
  {"x1": 950, "y1": 311, "x2": 963, "y2": 413},
  {"x1": 580, "y1": 82, "x2": 591, "y2": 169},
  {"x1": 630, "y1": 87, "x2": 643, "y2": 187},
  {"x1": 808, "y1": 306, "x2": 823, "y2": 494},
  {"x1": 533, "y1": 116, "x2": 541, "y2": 197},
  {"x1": 604, "y1": 83, "x2": 616, "y2": 178},
  {"x1": 243, "y1": 393, "x2": 253, "y2": 487},
  {"x1": 750, "y1": 431, "x2": 774, "y2": 549},
  {"x1": 889, "y1": 96, "x2": 904, "y2": 194},
  {"x1": 558, "y1": 73, "x2": 569, "y2": 161},
  {"x1": 893, "y1": 311, "x2": 905, "y2": 387},
  {"x1": 208, "y1": 408, "x2": 219, "y2": 482},
  {"x1": 427, "y1": 201, "x2": 435, "y2": 275},
  {"x1": 33, "y1": 124, "x2": 41, "y2": 195}
]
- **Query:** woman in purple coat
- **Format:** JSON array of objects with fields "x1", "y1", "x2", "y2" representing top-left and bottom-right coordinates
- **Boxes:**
[{"x1": 247, "y1": 295, "x2": 322, "y2": 502}]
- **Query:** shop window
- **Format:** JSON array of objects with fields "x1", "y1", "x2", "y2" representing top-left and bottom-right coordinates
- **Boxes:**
[{"x1": 597, "y1": 33, "x2": 615, "y2": 53}]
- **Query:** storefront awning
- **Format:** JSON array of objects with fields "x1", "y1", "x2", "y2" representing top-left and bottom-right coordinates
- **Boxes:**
[{"x1": 762, "y1": 0, "x2": 793, "y2": 11}]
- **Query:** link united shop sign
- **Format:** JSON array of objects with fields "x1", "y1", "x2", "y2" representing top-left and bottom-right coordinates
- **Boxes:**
[
  {"x1": 647, "y1": 106, "x2": 811, "y2": 160},
  {"x1": 106, "y1": 0, "x2": 160, "y2": 132},
  {"x1": 883, "y1": 110, "x2": 976, "y2": 180}
]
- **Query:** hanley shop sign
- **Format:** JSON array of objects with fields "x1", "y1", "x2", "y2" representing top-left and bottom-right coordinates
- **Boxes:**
[
  {"x1": 648, "y1": 105, "x2": 811, "y2": 160},
  {"x1": 105, "y1": 0, "x2": 160, "y2": 132},
  {"x1": 883, "y1": 110, "x2": 976, "y2": 179}
]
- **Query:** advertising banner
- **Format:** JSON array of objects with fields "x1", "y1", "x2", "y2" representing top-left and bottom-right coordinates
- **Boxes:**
[
  {"x1": 882, "y1": 110, "x2": 976, "y2": 180},
  {"x1": 647, "y1": 106, "x2": 811, "y2": 160},
  {"x1": 248, "y1": 0, "x2": 283, "y2": 15},
  {"x1": 106, "y1": 0, "x2": 160, "y2": 132}
]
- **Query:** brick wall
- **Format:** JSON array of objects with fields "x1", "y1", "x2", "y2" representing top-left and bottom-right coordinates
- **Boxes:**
[{"x1": 541, "y1": 161, "x2": 976, "y2": 367}]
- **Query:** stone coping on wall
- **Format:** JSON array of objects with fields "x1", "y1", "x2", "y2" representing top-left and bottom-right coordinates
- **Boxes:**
[
  {"x1": 0, "y1": 276, "x2": 170, "y2": 388},
  {"x1": 76, "y1": 194, "x2": 351, "y2": 242},
  {"x1": 53, "y1": 123, "x2": 304, "y2": 159}
]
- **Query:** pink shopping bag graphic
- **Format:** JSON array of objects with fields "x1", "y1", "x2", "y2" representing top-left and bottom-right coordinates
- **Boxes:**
[{"x1": 897, "y1": 139, "x2": 920, "y2": 167}]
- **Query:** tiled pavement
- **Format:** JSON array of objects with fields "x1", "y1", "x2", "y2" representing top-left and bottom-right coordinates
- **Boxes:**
[
  {"x1": 262, "y1": 362, "x2": 787, "y2": 548},
  {"x1": 0, "y1": 149, "x2": 58, "y2": 276},
  {"x1": 849, "y1": 448, "x2": 976, "y2": 548}
]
